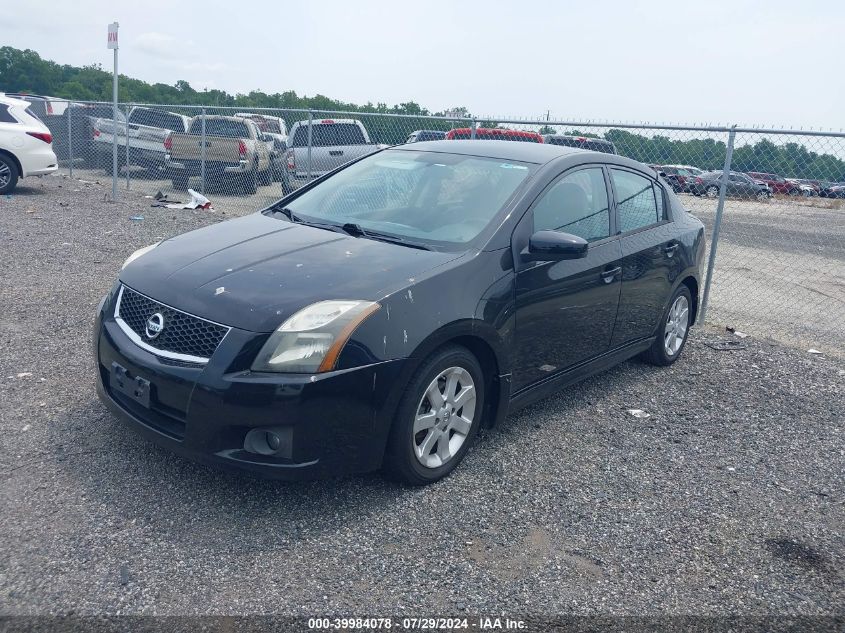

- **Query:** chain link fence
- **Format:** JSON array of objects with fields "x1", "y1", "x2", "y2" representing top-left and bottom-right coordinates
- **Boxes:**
[{"x1": 28, "y1": 98, "x2": 845, "y2": 355}]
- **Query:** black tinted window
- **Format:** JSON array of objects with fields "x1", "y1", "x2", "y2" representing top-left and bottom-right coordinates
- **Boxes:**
[
  {"x1": 582, "y1": 140, "x2": 614, "y2": 153},
  {"x1": 547, "y1": 136, "x2": 580, "y2": 148},
  {"x1": 130, "y1": 109, "x2": 185, "y2": 132},
  {"x1": 611, "y1": 169, "x2": 663, "y2": 233},
  {"x1": 190, "y1": 119, "x2": 250, "y2": 138},
  {"x1": 292, "y1": 123, "x2": 367, "y2": 147},
  {"x1": 533, "y1": 168, "x2": 611, "y2": 242},
  {"x1": 0, "y1": 104, "x2": 16, "y2": 123}
]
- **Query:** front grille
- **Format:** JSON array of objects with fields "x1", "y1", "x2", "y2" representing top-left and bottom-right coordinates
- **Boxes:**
[{"x1": 115, "y1": 285, "x2": 229, "y2": 362}]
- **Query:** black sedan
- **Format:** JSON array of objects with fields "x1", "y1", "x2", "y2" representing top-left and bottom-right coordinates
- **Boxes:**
[
  {"x1": 687, "y1": 170, "x2": 771, "y2": 201},
  {"x1": 94, "y1": 141, "x2": 705, "y2": 484}
]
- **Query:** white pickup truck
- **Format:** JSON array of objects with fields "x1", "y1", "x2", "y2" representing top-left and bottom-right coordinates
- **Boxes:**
[
  {"x1": 92, "y1": 107, "x2": 190, "y2": 175},
  {"x1": 281, "y1": 119, "x2": 382, "y2": 191}
]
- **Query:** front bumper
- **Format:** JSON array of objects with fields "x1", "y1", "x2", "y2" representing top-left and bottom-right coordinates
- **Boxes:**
[{"x1": 94, "y1": 292, "x2": 406, "y2": 479}]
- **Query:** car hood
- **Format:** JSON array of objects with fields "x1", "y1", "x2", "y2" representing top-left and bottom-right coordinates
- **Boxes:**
[{"x1": 120, "y1": 213, "x2": 461, "y2": 332}]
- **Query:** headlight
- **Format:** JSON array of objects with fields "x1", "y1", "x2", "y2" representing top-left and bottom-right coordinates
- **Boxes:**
[
  {"x1": 251, "y1": 300, "x2": 380, "y2": 373},
  {"x1": 122, "y1": 242, "x2": 161, "y2": 270}
]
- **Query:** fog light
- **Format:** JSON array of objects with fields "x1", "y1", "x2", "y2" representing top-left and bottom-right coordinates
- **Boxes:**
[{"x1": 243, "y1": 427, "x2": 290, "y2": 457}]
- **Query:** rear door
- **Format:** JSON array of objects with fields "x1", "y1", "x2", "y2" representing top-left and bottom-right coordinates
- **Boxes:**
[
  {"x1": 512, "y1": 166, "x2": 622, "y2": 391},
  {"x1": 608, "y1": 168, "x2": 680, "y2": 347}
]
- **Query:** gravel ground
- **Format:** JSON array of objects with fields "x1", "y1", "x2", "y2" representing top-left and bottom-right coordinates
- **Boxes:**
[{"x1": 0, "y1": 175, "x2": 843, "y2": 617}]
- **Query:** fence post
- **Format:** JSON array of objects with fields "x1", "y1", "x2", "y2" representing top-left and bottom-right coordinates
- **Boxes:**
[
  {"x1": 470, "y1": 119, "x2": 477, "y2": 139},
  {"x1": 699, "y1": 125, "x2": 737, "y2": 325},
  {"x1": 201, "y1": 107, "x2": 207, "y2": 195},
  {"x1": 306, "y1": 111, "x2": 314, "y2": 181},
  {"x1": 67, "y1": 102, "x2": 73, "y2": 179},
  {"x1": 125, "y1": 103, "x2": 130, "y2": 190}
]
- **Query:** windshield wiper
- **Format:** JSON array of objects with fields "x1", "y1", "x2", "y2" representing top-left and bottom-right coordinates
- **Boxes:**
[
  {"x1": 265, "y1": 206, "x2": 301, "y2": 223},
  {"x1": 340, "y1": 223, "x2": 431, "y2": 251}
]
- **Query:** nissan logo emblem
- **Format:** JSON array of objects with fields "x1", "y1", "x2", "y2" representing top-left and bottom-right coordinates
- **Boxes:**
[{"x1": 145, "y1": 313, "x2": 165, "y2": 339}]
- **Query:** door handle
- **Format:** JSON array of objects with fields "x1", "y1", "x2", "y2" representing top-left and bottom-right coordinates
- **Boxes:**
[
  {"x1": 664, "y1": 243, "x2": 679, "y2": 256},
  {"x1": 329, "y1": 150, "x2": 344, "y2": 156},
  {"x1": 601, "y1": 266, "x2": 621, "y2": 283}
]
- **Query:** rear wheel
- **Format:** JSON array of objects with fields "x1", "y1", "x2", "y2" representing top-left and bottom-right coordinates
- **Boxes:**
[
  {"x1": 240, "y1": 171, "x2": 257, "y2": 195},
  {"x1": 171, "y1": 174, "x2": 189, "y2": 191},
  {"x1": 641, "y1": 285, "x2": 692, "y2": 366},
  {"x1": 258, "y1": 167, "x2": 272, "y2": 186},
  {"x1": 0, "y1": 154, "x2": 19, "y2": 194},
  {"x1": 383, "y1": 346, "x2": 485, "y2": 485}
]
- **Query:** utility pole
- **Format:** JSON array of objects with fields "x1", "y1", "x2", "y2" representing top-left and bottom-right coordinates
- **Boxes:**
[{"x1": 107, "y1": 22, "x2": 119, "y2": 200}]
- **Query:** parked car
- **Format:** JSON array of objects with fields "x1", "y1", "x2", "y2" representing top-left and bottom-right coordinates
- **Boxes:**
[
  {"x1": 446, "y1": 128, "x2": 543, "y2": 143},
  {"x1": 235, "y1": 113, "x2": 288, "y2": 181},
  {"x1": 93, "y1": 107, "x2": 190, "y2": 175},
  {"x1": 746, "y1": 172, "x2": 798, "y2": 195},
  {"x1": 786, "y1": 178, "x2": 818, "y2": 196},
  {"x1": 283, "y1": 119, "x2": 381, "y2": 191},
  {"x1": 655, "y1": 165, "x2": 702, "y2": 193},
  {"x1": 0, "y1": 93, "x2": 58, "y2": 193},
  {"x1": 405, "y1": 130, "x2": 447, "y2": 143},
  {"x1": 165, "y1": 115, "x2": 272, "y2": 194},
  {"x1": 819, "y1": 182, "x2": 845, "y2": 198},
  {"x1": 4, "y1": 93, "x2": 70, "y2": 119},
  {"x1": 688, "y1": 170, "x2": 771, "y2": 200},
  {"x1": 95, "y1": 139, "x2": 704, "y2": 484},
  {"x1": 544, "y1": 135, "x2": 616, "y2": 154}
]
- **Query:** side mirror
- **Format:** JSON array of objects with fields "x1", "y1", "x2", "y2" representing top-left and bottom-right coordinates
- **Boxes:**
[{"x1": 523, "y1": 230, "x2": 589, "y2": 262}]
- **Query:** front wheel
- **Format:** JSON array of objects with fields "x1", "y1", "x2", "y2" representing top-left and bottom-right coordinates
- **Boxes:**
[
  {"x1": 641, "y1": 285, "x2": 692, "y2": 366},
  {"x1": 756, "y1": 190, "x2": 769, "y2": 201},
  {"x1": 705, "y1": 185, "x2": 719, "y2": 198},
  {"x1": 383, "y1": 346, "x2": 485, "y2": 485}
]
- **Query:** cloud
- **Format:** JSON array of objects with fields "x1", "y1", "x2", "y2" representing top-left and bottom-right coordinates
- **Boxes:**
[{"x1": 134, "y1": 32, "x2": 185, "y2": 59}]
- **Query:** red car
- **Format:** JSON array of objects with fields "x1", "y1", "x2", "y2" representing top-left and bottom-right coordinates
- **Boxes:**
[
  {"x1": 445, "y1": 128, "x2": 544, "y2": 143},
  {"x1": 746, "y1": 172, "x2": 798, "y2": 195}
]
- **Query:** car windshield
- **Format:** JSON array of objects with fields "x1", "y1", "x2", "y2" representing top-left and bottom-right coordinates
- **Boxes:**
[{"x1": 281, "y1": 150, "x2": 535, "y2": 247}]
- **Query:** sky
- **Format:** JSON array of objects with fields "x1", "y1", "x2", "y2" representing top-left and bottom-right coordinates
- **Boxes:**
[{"x1": 2, "y1": 0, "x2": 843, "y2": 129}]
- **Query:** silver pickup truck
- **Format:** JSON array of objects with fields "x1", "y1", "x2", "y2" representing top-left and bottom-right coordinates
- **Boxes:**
[
  {"x1": 281, "y1": 119, "x2": 382, "y2": 191},
  {"x1": 92, "y1": 107, "x2": 190, "y2": 175}
]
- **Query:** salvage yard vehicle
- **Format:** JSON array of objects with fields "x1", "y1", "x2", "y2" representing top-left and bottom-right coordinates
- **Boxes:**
[
  {"x1": 93, "y1": 107, "x2": 190, "y2": 175},
  {"x1": 543, "y1": 135, "x2": 616, "y2": 154},
  {"x1": 746, "y1": 171, "x2": 799, "y2": 196},
  {"x1": 405, "y1": 129, "x2": 446, "y2": 143},
  {"x1": 446, "y1": 127, "x2": 543, "y2": 143},
  {"x1": 283, "y1": 118, "x2": 380, "y2": 188},
  {"x1": 0, "y1": 93, "x2": 58, "y2": 194},
  {"x1": 165, "y1": 115, "x2": 272, "y2": 194},
  {"x1": 94, "y1": 140, "x2": 704, "y2": 484},
  {"x1": 235, "y1": 113, "x2": 289, "y2": 181},
  {"x1": 687, "y1": 170, "x2": 771, "y2": 200}
]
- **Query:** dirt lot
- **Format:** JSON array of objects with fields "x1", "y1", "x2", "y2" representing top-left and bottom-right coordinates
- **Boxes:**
[{"x1": 0, "y1": 175, "x2": 843, "y2": 618}]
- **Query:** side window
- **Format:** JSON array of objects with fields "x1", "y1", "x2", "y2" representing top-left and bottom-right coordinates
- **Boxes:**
[
  {"x1": 532, "y1": 168, "x2": 610, "y2": 242},
  {"x1": 0, "y1": 105, "x2": 16, "y2": 123},
  {"x1": 611, "y1": 169, "x2": 662, "y2": 233}
]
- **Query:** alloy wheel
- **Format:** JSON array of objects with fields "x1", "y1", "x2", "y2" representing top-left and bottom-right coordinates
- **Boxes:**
[
  {"x1": 0, "y1": 163, "x2": 10, "y2": 188},
  {"x1": 664, "y1": 295, "x2": 689, "y2": 357},
  {"x1": 413, "y1": 366, "x2": 477, "y2": 469}
]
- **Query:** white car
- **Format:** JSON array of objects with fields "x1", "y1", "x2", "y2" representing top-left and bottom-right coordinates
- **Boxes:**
[{"x1": 0, "y1": 93, "x2": 58, "y2": 193}]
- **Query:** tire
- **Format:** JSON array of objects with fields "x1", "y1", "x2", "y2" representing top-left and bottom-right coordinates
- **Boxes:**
[
  {"x1": 756, "y1": 190, "x2": 769, "y2": 202},
  {"x1": 171, "y1": 175, "x2": 189, "y2": 191},
  {"x1": 383, "y1": 345, "x2": 486, "y2": 485},
  {"x1": 240, "y1": 171, "x2": 257, "y2": 195},
  {"x1": 280, "y1": 175, "x2": 295, "y2": 195},
  {"x1": 705, "y1": 185, "x2": 719, "y2": 198},
  {"x1": 640, "y1": 285, "x2": 692, "y2": 367},
  {"x1": 258, "y1": 167, "x2": 272, "y2": 186},
  {"x1": 0, "y1": 153, "x2": 20, "y2": 194}
]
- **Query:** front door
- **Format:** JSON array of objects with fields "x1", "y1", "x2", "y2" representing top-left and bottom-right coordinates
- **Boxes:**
[{"x1": 512, "y1": 166, "x2": 622, "y2": 392}]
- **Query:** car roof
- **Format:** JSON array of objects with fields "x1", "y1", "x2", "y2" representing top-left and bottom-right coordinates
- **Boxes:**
[
  {"x1": 0, "y1": 93, "x2": 30, "y2": 108},
  {"x1": 393, "y1": 139, "x2": 640, "y2": 166}
]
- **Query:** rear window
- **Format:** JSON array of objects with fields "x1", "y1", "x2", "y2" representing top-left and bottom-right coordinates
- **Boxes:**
[
  {"x1": 292, "y1": 123, "x2": 367, "y2": 147},
  {"x1": 417, "y1": 130, "x2": 445, "y2": 142},
  {"x1": 252, "y1": 118, "x2": 282, "y2": 134},
  {"x1": 581, "y1": 140, "x2": 615, "y2": 153},
  {"x1": 190, "y1": 118, "x2": 250, "y2": 138},
  {"x1": 547, "y1": 136, "x2": 581, "y2": 148},
  {"x1": 130, "y1": 109, "x2": 185, "y2": 132}
]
